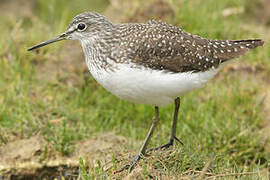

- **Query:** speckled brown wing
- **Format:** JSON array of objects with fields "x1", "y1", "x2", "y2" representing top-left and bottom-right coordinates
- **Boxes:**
[{"x1": 121, "y1": 20, "x2": 263, "y2": 73}]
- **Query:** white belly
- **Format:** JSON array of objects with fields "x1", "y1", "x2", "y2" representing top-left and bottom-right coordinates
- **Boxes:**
[{"x1": 88, "y1": 63, "x2": 219, "y2": 106}]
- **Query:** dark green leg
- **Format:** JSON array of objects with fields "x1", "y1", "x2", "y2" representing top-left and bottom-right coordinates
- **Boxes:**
[
  {"x1": 146, "y1": 97, "x2": 183, "y2": 153},
  {"x1": 116, "y1": 106, "x2": 160, "y2": 173}
]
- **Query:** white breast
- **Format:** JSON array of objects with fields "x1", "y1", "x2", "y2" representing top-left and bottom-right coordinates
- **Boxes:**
[{"x1": 87, "y1": 62, "x2": 219, "y2": 106}]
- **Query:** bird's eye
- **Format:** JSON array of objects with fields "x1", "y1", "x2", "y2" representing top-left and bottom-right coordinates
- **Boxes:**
[{"x1": 77, "y1": 23, "x2": 87, "y2": 31}]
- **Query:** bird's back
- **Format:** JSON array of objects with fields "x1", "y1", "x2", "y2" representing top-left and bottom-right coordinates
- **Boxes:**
[{"x1": 111, "y1": 20, "x2": 263, "y2": 73}]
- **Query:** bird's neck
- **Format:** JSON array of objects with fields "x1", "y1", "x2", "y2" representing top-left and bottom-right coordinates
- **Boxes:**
[
  {"x1": 81, "y1": 35, "x2": 116, "y2": 75},
  {"x1": 81, "y1": 37, "x2": 100, "y2": 68}
]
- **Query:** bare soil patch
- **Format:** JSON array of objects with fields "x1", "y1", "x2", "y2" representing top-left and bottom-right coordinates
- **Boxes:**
[
  {"x1": 0, "y1": 133, "x2": 126, "y2": 179},
  {"x1": 0, "y1": 0, "x2": 34, "y2": 18},
  {"x1": 104, "y1": 0, "x2": 174, "y2": 23},
  {"x1": 34, "y1": 41, "x2": 88, "y2": 87}
]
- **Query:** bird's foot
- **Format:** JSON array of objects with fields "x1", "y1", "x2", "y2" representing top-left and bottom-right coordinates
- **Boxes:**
[
  {"x1": 114, "y1": 154, "x2": 141, "y2": 174},
  {"x1": 114, "y1": 137, "x2": 183, "y2": 173},
  {"x1": 146, "y1": 136, "x2": 184, "y2": 153}
]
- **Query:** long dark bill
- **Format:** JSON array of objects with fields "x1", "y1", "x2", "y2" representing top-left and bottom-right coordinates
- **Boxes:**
[{"x1": 27, "y1": 33, "x2": 67, "y2": 51}]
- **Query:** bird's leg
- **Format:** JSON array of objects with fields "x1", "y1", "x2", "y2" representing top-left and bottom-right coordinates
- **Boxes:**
[
  {"x1": 146, "y1": 97, "x2": 183, "y2": 153},
  {"x1": 169, "y1": 97, "x2": 184, "y2": 146},
  {"x1": 115, "y1": 106, "x2": 160, "y2": 173}
]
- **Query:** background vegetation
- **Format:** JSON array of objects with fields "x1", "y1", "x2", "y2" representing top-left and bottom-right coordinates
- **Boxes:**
[{"x1": 0, "y1": 0, "x2": 269, "y2": 179}]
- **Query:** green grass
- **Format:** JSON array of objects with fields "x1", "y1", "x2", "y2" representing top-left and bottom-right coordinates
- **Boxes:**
[{"x1": 0, "y1": 0, "x2": 270, "y2": 179}]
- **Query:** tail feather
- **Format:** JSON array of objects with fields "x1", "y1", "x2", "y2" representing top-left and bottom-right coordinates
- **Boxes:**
[
  {"x1": 231, "y1": 39, "x2": 264, "y2": 49},
  {"x1": 210, "y1": 39, "x2": 264, "y2": 61}
]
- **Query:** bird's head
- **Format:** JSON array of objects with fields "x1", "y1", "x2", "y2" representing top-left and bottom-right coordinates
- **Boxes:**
[{"x1": 28, "y1": 12, "x2": 113, "y2": 51}]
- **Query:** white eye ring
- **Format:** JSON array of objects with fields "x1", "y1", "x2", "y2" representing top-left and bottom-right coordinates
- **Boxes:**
[{"x1": 77, "y1": 23, "x2": 87, "y2": 31}]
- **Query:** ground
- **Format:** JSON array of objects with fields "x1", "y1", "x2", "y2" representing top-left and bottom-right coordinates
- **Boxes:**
[{"x1": 0, "y1": 0, "x2": 270, "y2": 179}]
